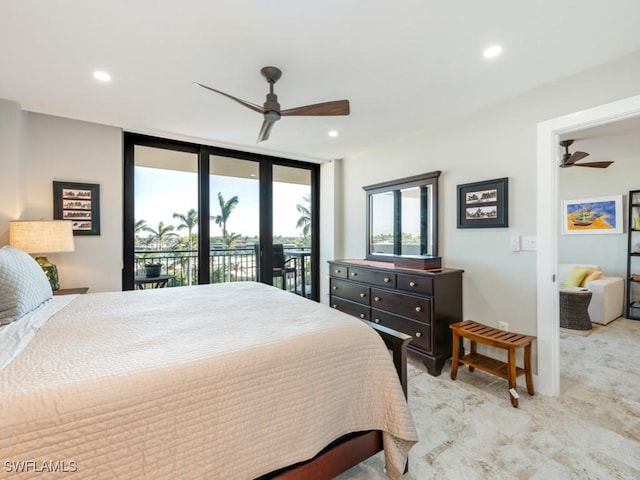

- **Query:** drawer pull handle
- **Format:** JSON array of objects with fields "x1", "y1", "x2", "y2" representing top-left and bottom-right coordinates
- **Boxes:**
[
  {"x1": 359, "y1": 313, "x2": 365, "y2": 319},
  {"x1": 409, "y1": 281, "x2": 416, "y2": 287},
  {"x1": 332, "y1": 305, "x2": 337, "y2": 308},
  {"x1": 374, "y1": 318, "x2": 380, "y2": 324},
  {"x1": 416, "y1": 332, "x2": 422, "y2": 338},
  {"x1": 383, "y1": 277, "x2": 390, "y2": 283},
  {"x1": 359, "y1": 293, "x2": 366, "y2": 298},
  {"x1": 415, "y1": 306, "x2": 422, "y2": 312},
  {"x1": 335, "y1": 269, "x2": 341, "y2": 274},
  {"x1": 332, "y1": 286, "x2": 338, "y2": 290},
  {"x1": 351, "y1": 272, "x2": 358, "y2": 277},
  {"x1": 374, "y1": 296, "x2": 380, "y2": 302}
]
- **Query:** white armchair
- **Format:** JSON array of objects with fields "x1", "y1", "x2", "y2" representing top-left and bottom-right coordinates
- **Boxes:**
[{"x1": 558, "y1": 264, "x2": 624, "y2": 325}]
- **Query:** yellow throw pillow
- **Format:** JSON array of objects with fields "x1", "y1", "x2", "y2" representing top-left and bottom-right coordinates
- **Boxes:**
[
  {"x1": 580, "y1": 269, "x2": 602, "y2": 287},
  {"x1": 564, "y1": 266, "x2": 588, "y2": 287}
]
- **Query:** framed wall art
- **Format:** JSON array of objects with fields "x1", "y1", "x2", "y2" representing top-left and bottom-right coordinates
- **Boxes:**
[
  {"x1": 53, "y1": 181, "x2": 101, "y2": 235},
  {"x1": 457, "y1": 177, "x2": 509, "y2": 228},
  {"x1": 561, "y1": 195, "x2": 623, "y2": 235}
]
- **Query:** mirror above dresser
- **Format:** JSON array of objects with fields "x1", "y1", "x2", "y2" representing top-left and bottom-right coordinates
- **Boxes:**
[{"x1": 364, "y1": 170, "x2": 440, "y2": 268}]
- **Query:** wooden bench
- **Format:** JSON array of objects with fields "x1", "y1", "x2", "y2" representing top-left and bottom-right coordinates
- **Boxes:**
[{"x1": 449, "y1": 320, "x2": 535, "y2": 407}]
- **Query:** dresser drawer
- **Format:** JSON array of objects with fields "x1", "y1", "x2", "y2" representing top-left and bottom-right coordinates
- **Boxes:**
[
  {"x1": 397, "y1": 273, "x2": 433, "y2": 296},
  {"x1": 330, "y1": 296, "x2": 370, "y2": 320},
  {"x1": 370, "y1": 288, "x2": 431, "y2": 322},
  {"x1": 347, "y1": 267, "x2": 396, "y2": 288},
  {"x1": 329, "y1": 264, "x2": 348, "y2": 278},
  {"x1": 329, "y1": 259, "x2": 463, "y2": 377},
  {"x1": 330, "y1": 278, "x2": 370, "y2": 305},
  {"x1": 371, "y1": 309, "x2": 432, "y2": 352}
]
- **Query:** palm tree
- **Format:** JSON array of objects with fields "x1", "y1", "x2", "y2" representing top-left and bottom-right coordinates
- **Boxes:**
[
  {"x1": 226, "y1": 232, "x2": 241, "y2": 248},
  {"x1": 134, "y1": 218, "x2": 148, "y2": 247},
  {"x1": 173, "y1": 209, "x2": 198, "y2": 240},
  {"x1": 214, "y1": 192, "x2": 239, "y2": 247},
  {"x1": 133, "y1": 219, "x2": 155, "y2": 271},
  {"x1": 296, "y1": 194, "x2": 311, "y2": 240},
  {"x1": 173, "y1": 209, "x2": 198, "y2": 285},
  {"x1": 142, "y1": 221, "x2": 178, "y2": 251}
]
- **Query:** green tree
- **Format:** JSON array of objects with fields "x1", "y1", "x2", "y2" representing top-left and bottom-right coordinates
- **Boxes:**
[
  {"x1": 226, "y1": 232, "x2": 241, "y2": 248},
  {"x1": 142, "y1": 221, "x2": 178, "y2": 251},
  {"x1": 214, "y1": 192, "x2": 239, "y2": 247},
  {"x1": 173, "y1": 208, "x2": 198, "y2": 285},
  {"x1": 295, "y1": 194, "x2": 311, "y2": 240},
  {"x1": 134, "y1": 218, "x2": 148, "y2": 247},
  {"x1": 173, "y1": 209, "x2": 198, "y2": 242}
]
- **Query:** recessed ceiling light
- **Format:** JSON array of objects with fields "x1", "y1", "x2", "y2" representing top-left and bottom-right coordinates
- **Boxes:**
[
  {"x1": 483, "y1": 45, "x2": 502, "y2": 59},
  {"x1": 93, "y1": 70, "x2": 111, "y2": 82},
  {"x1": 328, "y1": 130, "x2": 339, "y2": 138}
]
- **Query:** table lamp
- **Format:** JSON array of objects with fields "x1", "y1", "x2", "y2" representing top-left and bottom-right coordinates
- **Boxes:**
[{"x1": 9, "y1": 220, "x2": 75, "y2": 291}]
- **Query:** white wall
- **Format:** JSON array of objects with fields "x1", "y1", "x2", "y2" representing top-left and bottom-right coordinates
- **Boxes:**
[
  {"x1": 337, "y1": 50, "x2": 640, "y2": 349},
  {"x1": 319, "y1": 159, "x2": 344, "y2": 301},
  {"x1": 0, "y1": 109, "x2": 123, "y2": 292},
  {"x1": 0, "y1": 99, "x2": 25, "y2": 246},
  {"x1": 558, "y1": 131, "x2": 640, "y2": 278}
]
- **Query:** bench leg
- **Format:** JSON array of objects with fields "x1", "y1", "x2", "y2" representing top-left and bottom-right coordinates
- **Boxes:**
[
  {"x1": 468, "y1": 340, "x2": 476, "y2": 372},
  {"x1": 524, "y1": 343, "x2": 534, "y2": 395},
  {"x1": 508, "y1": 347, "x2": 518, "y2": 408},
  {"x1": 450, "y1": 331, "x2": 460, "y2": 380}
]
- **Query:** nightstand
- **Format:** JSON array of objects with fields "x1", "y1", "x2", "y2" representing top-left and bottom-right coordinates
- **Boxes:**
[{"x1": 53, "y1": 287, "x2": 89, "y2": 296}]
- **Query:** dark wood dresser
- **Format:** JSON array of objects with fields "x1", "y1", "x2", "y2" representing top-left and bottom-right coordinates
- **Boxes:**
[{"x1": 328, "y1": 259, "x2": 463, "y2": 376}]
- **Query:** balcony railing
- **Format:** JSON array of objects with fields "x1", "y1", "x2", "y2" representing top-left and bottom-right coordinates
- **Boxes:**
[{"x1": 134, "y1": 246, "x2": 312, "y2": 294}]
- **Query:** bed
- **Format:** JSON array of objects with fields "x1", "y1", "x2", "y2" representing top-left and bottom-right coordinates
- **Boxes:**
[{"x1": 0, "y1": 246, "x2": 417, "y2": 479}]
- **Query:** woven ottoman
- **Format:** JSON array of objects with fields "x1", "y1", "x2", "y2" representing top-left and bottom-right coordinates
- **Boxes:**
[{"x1": 559, "y1": 288, "x2": 593, "y2": 330}]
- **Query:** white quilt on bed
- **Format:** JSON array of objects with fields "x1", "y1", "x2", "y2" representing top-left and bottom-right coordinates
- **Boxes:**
[{"x1": 0, "y1": 282, "x2": 417, "y2": 479}]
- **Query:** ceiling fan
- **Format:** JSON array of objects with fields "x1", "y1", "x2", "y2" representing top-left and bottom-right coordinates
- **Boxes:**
[
  {"x1": 194, "y1": 66, "x2": 350, "y2": 143},
  {"x1": 559, "y1": 139, "x2": 613, "y2": 168}
]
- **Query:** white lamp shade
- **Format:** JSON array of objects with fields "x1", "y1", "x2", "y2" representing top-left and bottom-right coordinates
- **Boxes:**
[{"x1": 9, "y1": 220, "x2": 75, "y2": 254}]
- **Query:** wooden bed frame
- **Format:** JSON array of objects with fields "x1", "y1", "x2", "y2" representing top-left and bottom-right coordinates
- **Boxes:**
[{"x1": 260, "y1": 322, "x2": 412, "y2": 480}]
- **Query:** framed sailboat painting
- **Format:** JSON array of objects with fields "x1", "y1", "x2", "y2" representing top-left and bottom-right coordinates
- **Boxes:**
[{"x1": 561, "y1": 195, "x2": 623, "y2": 235}]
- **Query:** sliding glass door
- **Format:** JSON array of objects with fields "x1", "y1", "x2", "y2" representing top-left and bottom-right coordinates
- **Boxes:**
[
  {"x1": 272, "y1": 165, "x2": 313, "y2": 297},
  {"x1": 132, "y1": 145, "x2": 200, "y2": 287},
  {"x1": 209, "y1": 155, "x2": 260, "y2": 284},
  {"x1": 123, "y1": 133, "x2": 319, "y2": 300}
]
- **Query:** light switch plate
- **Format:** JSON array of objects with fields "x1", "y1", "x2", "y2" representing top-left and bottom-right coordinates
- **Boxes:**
[
  {"x1": 522, "y1": 236, "x2": 537, "y2": 251},
  {"x1": 510, "y1": 234, "x2": 520, "y2": 252}
]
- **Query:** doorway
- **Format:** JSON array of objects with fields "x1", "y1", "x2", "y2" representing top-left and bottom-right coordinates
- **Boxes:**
[
  {"x1": 123, "y1": 133, "x2": 320, "y2": 300},
  {"x1": 536, "y1": 94, "x2": 640, "y2": 396}
]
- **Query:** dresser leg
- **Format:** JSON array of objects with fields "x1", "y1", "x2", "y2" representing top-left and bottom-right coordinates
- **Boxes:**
[{"x1": 423, "y1": 357, "x2": 446, "y2": 377}]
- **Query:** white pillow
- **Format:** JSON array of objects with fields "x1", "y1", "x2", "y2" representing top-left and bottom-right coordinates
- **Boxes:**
[{"x1": 0, "y1": 246, "x2": 53, "y2": 325}]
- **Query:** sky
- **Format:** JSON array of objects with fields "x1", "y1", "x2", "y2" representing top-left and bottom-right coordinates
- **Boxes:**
[
  {"x1": 135, "y1": 166, "x2": 310, "y2": 238},
  {"x1": 370, "y1": 190, "x2": 421, "y2": 236}
]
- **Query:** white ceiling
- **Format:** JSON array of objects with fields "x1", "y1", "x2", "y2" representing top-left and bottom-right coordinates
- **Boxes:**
[{"x1": 2, "y1": 1, "x2": 640, "y2": 163}]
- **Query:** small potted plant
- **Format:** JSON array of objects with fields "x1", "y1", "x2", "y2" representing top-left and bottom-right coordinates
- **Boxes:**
[{"x1": 145, "y1": 262, "x2": 162, "y2": 278}]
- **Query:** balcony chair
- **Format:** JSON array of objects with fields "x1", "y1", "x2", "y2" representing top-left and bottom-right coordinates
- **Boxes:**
[{"x1": 254, "y1": 244, "x2": 298, "y2": 292}]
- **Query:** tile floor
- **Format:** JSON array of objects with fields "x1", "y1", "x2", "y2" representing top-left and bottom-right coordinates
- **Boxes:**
[{"x1": 337, "y1": 318, "x2": 640, "y2": 480}]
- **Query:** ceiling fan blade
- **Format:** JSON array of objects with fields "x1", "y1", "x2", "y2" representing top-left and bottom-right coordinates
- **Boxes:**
[
  {"x1": 193, "y1": 82, "x2": 264, "y2": 114},
  {"x1": 257, "y1": 119, "x2": 276, "y2": 143},
  {"x1": 565, "y1": 151, "x2": 589, "y2": 165},
  {"x1": 281, "y1": 99, "x2": 350, "y2": 116},
  {"x1": 575, "y1": 161, "x2": 614, "y2": 168}
]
